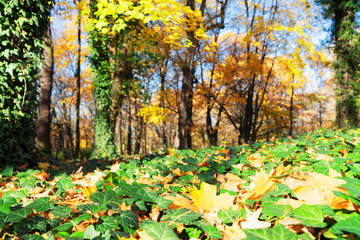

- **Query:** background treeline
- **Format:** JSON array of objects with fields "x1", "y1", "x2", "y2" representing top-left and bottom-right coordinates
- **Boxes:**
[{"x1": 0, "y1": 0, "x2": 359, "y2": 166}]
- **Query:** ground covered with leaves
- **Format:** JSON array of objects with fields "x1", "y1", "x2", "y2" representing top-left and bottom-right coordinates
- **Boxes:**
[{"x1": 1, "y1": 129, "x2": 360, "y2": 240}]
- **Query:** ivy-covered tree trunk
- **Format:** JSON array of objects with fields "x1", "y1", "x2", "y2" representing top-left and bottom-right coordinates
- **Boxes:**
[
  {"x1": 316, "y1": 0, "x2": 360, "y2": 128},
  {"x1": 37, "y1": 25, "x2": 54, "y2": 154},
  {"x1": 333, "y1": 1, "x2": 359, "y2": 128},
  {"x1": 0, "y1": 0, "x2": 52, "y2": 167},
  {"x1": 75, "y1": 2, "x2": 82, "y2": 159},
  {"x1": 89, "y1": 1, "x2": 116, "y2": 158}
]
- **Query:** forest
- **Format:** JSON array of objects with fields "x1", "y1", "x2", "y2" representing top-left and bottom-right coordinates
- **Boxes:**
[
  {"x1": 0, "y1": 0, "x2": 360, "y2": 239},
  {"x1": 4, "y1": 0, "x2": 359, "y2": 164}
]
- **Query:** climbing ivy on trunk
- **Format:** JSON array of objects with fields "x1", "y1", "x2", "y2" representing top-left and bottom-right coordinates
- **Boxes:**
[
  {"x1": 0, "y1": 0, "x2": 52, "y2": 167},
  {"x1": 316, "y1": 0, "x2": 360, "y2": 128}
]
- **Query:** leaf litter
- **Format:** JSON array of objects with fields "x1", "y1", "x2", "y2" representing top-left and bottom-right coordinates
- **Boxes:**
[{"x1": 0, "y1": 129, "x2": 360, "y2": 239}]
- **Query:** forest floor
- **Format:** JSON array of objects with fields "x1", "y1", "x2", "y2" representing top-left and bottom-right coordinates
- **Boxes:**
[{"x1": 0, "y1": 128, "x2": 360, "y2": 239}]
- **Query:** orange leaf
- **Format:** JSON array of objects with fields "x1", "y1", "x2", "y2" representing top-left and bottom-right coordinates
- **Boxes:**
[
  {"x1": 339, "y1": 148, "x2": 348, "y2": 157},
  {"x1": 35, "y1": 170, "x2": 49, "y2": 181},
  {"x1": 197, "y1": 157, "x2": 210, "y2": 167}
]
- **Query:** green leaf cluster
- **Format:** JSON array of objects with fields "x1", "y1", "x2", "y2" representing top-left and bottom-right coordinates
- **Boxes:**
[{"x1": 0, "y1": 0, "x2": 52, "y2": 167}]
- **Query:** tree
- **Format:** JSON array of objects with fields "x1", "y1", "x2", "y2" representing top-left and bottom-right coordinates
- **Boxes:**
[
  {"x1": 0, "y1": 0, "x2": 52, "y2": 167},
  {"x1": 37, "y1": 23, "x2": 54, "y2": 154},
  {"x1": 74, "y1": 0, "x2": 83, "y2": 158},
  {"x1": 316, "y1": 0, "x2": 360, "y2": 128}
]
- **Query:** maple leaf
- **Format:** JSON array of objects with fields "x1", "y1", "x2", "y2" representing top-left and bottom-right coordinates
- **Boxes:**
[
  {"x1": 242, "y1": 170, "x2": 276, "y2": 201},
  {"x1": 217, "y1": 172, "x2": 243, "y2": 192},
  {"x1": 284, "y1": 172, "x2": 355, "y2": 210},
  {"x1": 35, "y1": 170, "x2": 49, "y2": 181},
  {"x1": 247, "y1": 152, "x2": 265, "y2": 168},
  {"x1": 240, "y1": 207, "x2": 271, "y2": 229},
  {"x1": 220, "y1": 222, "x2": 247, "y2": 240},
  {"x1": 164, "y1": 194, "x2": 193, "y2": 209},
  {"x1": 190, "y1": 182, "x2": 235, "y2": 213}
]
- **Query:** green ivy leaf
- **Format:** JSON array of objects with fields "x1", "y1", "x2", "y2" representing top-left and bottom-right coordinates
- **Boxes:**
[
  {"x1": 290, "y1": 204, "x2": 326, "y2": 228},
  {"x1": 27, "y1": 197, "x2": 50, "y2": 212},
  {"x1": 243, "y1": 224, "x2": 297, "y2": 240},
  {"x1": 54, "y1": 222, "x2": 73, "y2": 231},
  {"x1": 6, "y1": 207, "x2": 33, "y2": 223},
  {"x1": 84, "y1": 225, "x2": 100, "y2": 239},
  {"x1": 116, "y1": 210, "x2": 139, "y2": 232},
  {"x1": 218, "y1": 208, "x2": 246, "y2": 224},
  {"x1": 331, "y1": 213, "x2": 360, "y2": 236},
  {"x1": 262, "y1": 205, "x2": 291, "y2": 219},
  {"x1": 19, "y1": 175, "x2": 36, "y2": 190},
  {"x1": 51, "y1": 205, "x2": 72, "y2": 218},
  {"x1": 166, "y1": 209, "x2": 202, "y2": 224},
  {"x1": 90, "y1": 190, "x2": 116, "y2": 204},
  {"x1": 194, "y1": 219, "x2": 222, "y2": 239},
  {"x1": 73, "y1": 213, "x2": 92, "y2": 225},
  {"x1": 140, "y1": 220, "x2": 179, "y2": 240},
  {"x1": 96, "y1": 216, "x2": 119, "y2": 234}
]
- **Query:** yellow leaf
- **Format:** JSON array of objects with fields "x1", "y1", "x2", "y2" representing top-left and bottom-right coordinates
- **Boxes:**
[
  {"x1": 38, "y1": 162, "x2": 50, "y2": 169},
  {"x1": 190, "y1": 182, "x2": 235, "y2": 213},
  {"x1": 82, "y1": 185, "x2": 97, "y2": 199},
  {"x1": 137, "y1": 230, "x2": 155, "y2": 240},
  {"x1": 243, "y1": 170, "x2": 275, "y2": 201},
  {"x1": 240, "y1": 207, "x2": 271, "y2": 229},
  {"x1": 164, "y1": 194, "x2": 193, "y2": 209},
  {"x1": 221, "y1": 223, "x2": 247, "y2": 240}
]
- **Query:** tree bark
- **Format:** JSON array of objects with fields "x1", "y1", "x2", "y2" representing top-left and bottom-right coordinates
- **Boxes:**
[
  {"x1": 37, "y1": 25, "x2": 54, "y2": 154},
  {"x1": 75, "y1": 3, "x2": 81, "y2": 158},
  {"x1": 159, "y1": 59, "x2": 168, "y2": 150},
  {"x1": 127, "y1": 101, "x2": 132, "y2": 155},
  {"x1": 134, "y1": 102, "x2": 143, "y2": 154},
  {"x1": 178, "y1": 0, "x2": 200, "y2": 149},
  {"x1": 289, "y1": 85, "x2": 294, "y2": 137}
]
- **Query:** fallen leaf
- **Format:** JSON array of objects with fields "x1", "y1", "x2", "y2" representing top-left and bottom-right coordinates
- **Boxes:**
[
  {"x1": 197, "y1": 157, "x2": 210, "y2": 167},
  {"x1": 110, "y1": 162, "x2": 120, "y2": 172},
  {"x1": 339, "y1": 148, "x2": 348, "y2": 157},
  {"x1": 242, "y1": 170, "x2": 276, "y2": 201},
  {"x1": 247, "y1": 153, "x2": 265, "y2": 168},
  {"x1": 240, "y1": 207, "x2": 271, "y2": 229},
  {"x1": 137, "y1": 230, "x2": 155, "y2": 240},
  {"x1": 190, "y1": 182, "x2": 235, "y2": 213},
  {"x1": 82, "y1": 185, "x2": 97, "y2": 199},
  {"x1": 38, "y1": 162, "x2": 50, "y2": 169},
  {"x1": 164, "y1": 194, "x2": 193, "y2": 209},
  {"x1": 35, "y1": 170, "x2": 49, "y2": 181},
  {"x1": 221, "y1": 223, "x2": 247, "y2": 240},
  {"x1": 217, "y1": 172, "x2": 243, "y2": 192}
]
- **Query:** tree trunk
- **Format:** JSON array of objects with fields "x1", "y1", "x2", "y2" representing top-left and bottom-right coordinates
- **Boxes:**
[
  {"x1": 75, "y1": 4, "x2": 81, "y2": 158},
  {"x1": 127, "y1": 102, "x2": 132, "y2": 155},
  {"x1": 333, "y1": 2, "x2": 358, "y2": 128},
  {"x1": 134, "y1": 99, "x2": 143, "y2": 154},
  {"x1": 289, "y1": 85, "x2": 294, "y2": 137},
  {"x1": 178, "y1": 0, "x2": 199, "y2": 149},
  {"x1": 37, "y1": 25, "x2": 54, "y2": 154},
  {"x1": 319, "y1": 98, "x2": 322, "y2": 128},
  {"x1": 115, "y1": 110, "x2": 123, "y2": 155},
  {"x1": 159, "y1": 59, "x2": 168, "y2": 150}
]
